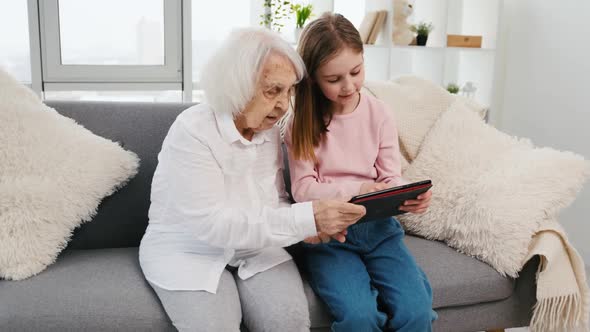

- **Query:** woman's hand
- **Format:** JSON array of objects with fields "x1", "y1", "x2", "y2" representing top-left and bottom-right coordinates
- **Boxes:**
[
  {"x1": 304, "y1": 230, "x2": 347, "y2": 244},
  {"x1": 399, "y1": 189, "x2": 432, "y2": 214},
  {"x1": 359, "y1": 182, "x2": 390, "y2": 195},
  {"x1": 311, "y1": 200, "x2": 366, "y2": 243}
]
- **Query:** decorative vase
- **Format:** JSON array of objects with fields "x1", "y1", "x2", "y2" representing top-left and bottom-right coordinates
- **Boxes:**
[
  {"x1": 294, "y1": 27, "x2": 303, "y2": 43},
  {"x1": 416, "y1": 35, "x2": 428, "y2": 46}
]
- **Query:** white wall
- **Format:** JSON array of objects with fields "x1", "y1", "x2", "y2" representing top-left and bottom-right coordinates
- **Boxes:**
[{"x1": 494, "y1": 1, "x2": 590, "y2": 263}]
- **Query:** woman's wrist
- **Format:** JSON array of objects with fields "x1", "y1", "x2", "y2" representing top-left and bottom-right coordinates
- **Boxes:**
[{"x1": 311, "y1": 200, "x2": 323, "y2": 232}]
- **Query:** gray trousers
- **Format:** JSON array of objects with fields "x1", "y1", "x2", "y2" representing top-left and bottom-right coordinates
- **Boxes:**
[{"x1": 150, "y1": 260, "x2": 310, "y2": 332}]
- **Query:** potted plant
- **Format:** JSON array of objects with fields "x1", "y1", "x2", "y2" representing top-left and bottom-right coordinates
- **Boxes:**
[
  {"x1": 410, "y1": 21, "x2": 434, "y2": 46},
  {"x1": 446, "y1": 83, "x2": 460, "y2": 94},
  {"x1": 291, "y1": 3, "x2": 313, "y2": 41}
]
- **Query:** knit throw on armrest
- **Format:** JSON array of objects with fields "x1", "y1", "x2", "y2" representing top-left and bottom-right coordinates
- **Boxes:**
[{"x1": 525, "y1": 220, "x2": 589, "y2": 332}]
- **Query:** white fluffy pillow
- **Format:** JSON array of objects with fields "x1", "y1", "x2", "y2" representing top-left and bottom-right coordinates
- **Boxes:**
[
  {"x1": 398, "y1": 101, "x2": 590, "y2": 277},
  {"x1": 364, "y1": 76, "x2": 488, "y2": 161},
  {"x1": 0, "y1": 69, "x2": 139, "y2": 280}
]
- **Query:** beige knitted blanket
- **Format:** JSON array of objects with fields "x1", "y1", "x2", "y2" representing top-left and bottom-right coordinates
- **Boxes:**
[{"x1": 525, "y1": 220, "x2": 589, "y2": 332}]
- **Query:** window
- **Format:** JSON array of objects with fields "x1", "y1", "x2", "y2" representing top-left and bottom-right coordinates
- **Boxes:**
[
  {"x1": 39, "y1": 0, "x2": 182, "y2": 83},
  {"x1": 0, "y1": 0, "x2": 31, "y2": 83},
  {"x1": 191, "y1": 0, "x2": 254, "y2": 84},
  {"x1": 191, "y1": 0, "x2": 261, "y2": 101},
  {"x1": 58, "y1": 0, "x2": 165, "y2": 65}
]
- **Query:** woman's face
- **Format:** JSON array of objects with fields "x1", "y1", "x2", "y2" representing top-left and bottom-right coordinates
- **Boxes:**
[
  {"x1": 236, "y1": 53, "x2": 297, "y2": 137},
  {"x1": 315, "y1": 47, "x2": 365, "y2": 108}
]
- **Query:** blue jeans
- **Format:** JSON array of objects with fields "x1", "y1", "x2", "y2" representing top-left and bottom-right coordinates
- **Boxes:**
[{"x1": 300, "y1": 218, "x2": 437, "y2": 332}]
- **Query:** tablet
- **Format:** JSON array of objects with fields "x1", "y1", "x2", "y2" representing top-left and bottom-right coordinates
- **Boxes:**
[{"x1": 349, "y1": 180, "x2": 432, "y2": 223}]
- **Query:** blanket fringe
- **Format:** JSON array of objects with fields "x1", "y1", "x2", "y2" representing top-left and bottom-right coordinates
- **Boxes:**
[{"x1": 531, "y1": 293, "x2": 588, "y2": 332}]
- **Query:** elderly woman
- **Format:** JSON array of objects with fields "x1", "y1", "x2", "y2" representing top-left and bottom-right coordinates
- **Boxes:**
[{"x1": 139, "y1": 27, "x2": 366, "y2": 332}]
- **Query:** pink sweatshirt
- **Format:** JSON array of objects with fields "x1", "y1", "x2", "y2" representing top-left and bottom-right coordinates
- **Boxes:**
[{"x1": 285, "y1": 93, "x2": 406, "y2": 202}]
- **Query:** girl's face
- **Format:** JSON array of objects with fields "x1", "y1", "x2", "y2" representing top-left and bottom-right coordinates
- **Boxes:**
[{"x1": 315, "y1": 47, "x2": 365, "y2": 108}]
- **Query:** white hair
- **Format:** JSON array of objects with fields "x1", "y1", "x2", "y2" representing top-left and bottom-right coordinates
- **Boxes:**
[{"x1": 200, "y1": 27, "x2": 305, "y2": 117}]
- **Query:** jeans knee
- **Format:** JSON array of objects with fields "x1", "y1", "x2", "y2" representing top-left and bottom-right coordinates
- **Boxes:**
[
  {"x1": 334, "y1": 308, "x2": 385, "y2": 332},
  {"x1": 394, "y1": 304, "x2": 435, "y2": 329}
]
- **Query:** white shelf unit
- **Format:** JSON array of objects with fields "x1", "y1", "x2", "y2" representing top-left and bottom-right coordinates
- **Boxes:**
[{"x1": 329, "y1": 0, "x2": 503, "y2": 108}]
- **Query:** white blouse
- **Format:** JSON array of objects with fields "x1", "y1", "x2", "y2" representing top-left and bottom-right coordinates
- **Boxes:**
[{"x1": 139, "y1": 104, "x2": 316, "y2": 293}]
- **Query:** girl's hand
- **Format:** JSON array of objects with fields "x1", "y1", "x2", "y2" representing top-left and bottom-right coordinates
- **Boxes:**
[
  {"x1": 399, "y1": 189, "x2": 432, "y2": 214},
  {"x1": 359, "y1": 182, "x2": 390, "y2": 195}
]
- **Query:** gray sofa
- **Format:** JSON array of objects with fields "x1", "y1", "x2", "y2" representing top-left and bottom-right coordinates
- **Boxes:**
[{"x1": 0, "y1": 101, "x2": 537, "y2": 332}]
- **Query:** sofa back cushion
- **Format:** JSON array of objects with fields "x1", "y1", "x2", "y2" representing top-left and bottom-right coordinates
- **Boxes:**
[{"x1": 46, "y1": 101, "x2": 192, "y2": 249}]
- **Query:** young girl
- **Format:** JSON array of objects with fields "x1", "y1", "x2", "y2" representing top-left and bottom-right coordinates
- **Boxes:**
[{"x1": 285, "y1": 13, "x2": 437, "y2": 332}]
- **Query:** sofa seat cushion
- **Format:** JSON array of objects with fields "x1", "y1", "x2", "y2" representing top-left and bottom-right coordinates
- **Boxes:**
[
  {"x1": 303, "y1": 235, "x2": 515, "y2": 329},
  {"x1": 0, "y1": 237, "x2": 514, "y2": 331},
  {"x1": 0, "y1": 248, "x2": 174, "y2": 332},
  {"x1": 406, "y1": 235, "x2": 514, "y2": 307}
]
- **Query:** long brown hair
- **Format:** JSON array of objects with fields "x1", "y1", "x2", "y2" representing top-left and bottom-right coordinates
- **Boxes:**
[{"x1": 291, "y1": 13, "x2": 364, "y2": 162}]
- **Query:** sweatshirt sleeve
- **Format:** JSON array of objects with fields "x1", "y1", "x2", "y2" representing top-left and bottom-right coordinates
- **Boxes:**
[{"x1": 374, "y1": 104, "x2": 407, "y2": 186}]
